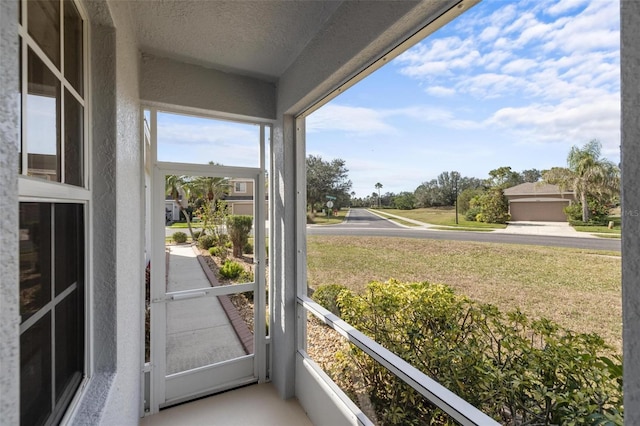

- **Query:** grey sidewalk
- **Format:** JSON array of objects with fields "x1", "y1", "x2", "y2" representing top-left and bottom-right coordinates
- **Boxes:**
[{"x1": 165, "y1": 244, "x2": 245, "y2": 375}]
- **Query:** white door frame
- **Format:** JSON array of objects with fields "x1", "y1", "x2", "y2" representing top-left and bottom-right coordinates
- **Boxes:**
[{"x1": 145, "y1": 108, "x2": 268, "y2": 414}]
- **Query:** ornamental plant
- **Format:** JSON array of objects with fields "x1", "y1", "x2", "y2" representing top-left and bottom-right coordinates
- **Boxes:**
[{"x1": 325, "y1": 279, "x2": 622, "y2": 425}]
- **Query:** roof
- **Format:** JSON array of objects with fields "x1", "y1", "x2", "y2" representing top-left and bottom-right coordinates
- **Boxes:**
[{"x1": 503, "y1": 182, "x2": 574, "y2": 196}]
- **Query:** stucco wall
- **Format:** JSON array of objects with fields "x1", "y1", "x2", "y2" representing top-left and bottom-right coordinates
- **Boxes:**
[
  {"x1": 100, "y1": 0, "x2": 144, "y2": 423},
  {"x1": 140, "y1": 53, "x2": 276, "y2": 121},
  {"x1": 0, "y1": 1, "x2": 20, "y2": 424},
  {"x1": 621, "y1": 0, "x2": 640, "y2": 423}
]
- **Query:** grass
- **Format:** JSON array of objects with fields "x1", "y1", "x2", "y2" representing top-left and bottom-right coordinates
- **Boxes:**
[
  {"x1": 168, "y1": 220, "x2": 202, "y2": 229},
  {"x1": 372, "y1": 211, "x2": 420, "y2": 227},
  {"x1": 372, "y1": 207, "x2": 507, "y2": 229},
  {"x1": 307, "y1": 236, "x2": 621, "y2": 353},
  {"x1": 308, "y1": 209, "x2": 347, "y2": 225},
  {"x1": 573, "y1": 216, "x2": 621, "y2": 235}
]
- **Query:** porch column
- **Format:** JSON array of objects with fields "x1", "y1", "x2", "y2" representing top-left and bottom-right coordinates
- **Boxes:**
[
  {"x1": 270, "y1": 114, "x2": 301, "y2": 399},
  {"x1": 0, "y1": 1, "x2": 20, "y2": 423},
  {"x1": 621, "y1": 0, "x2": 640, "y2": 423}
]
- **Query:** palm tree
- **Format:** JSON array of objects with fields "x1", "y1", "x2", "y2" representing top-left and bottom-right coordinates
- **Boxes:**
[
  {"x1": 190, "y1": 174, "x2": 230, "y2": 235},
  {"x1": 374, "y1": 182, "x2": 383, "y2": 208},
  {"x1": 543, "y1": 140, "x2": 619, "y2": 222},
  {"x1": 166, "y1": 175, "x2": 196, "y2": 241}
]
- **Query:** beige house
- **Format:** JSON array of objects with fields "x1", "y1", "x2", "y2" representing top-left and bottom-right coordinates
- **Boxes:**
[
  {"x1": 224, "y1": 179, "x2": 269, "y2": 218},
  {"x1": 504, "y1": 183, "x2": 575, "y2": 222}
]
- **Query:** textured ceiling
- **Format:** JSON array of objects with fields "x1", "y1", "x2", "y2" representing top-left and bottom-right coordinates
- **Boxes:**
[{"x1": 128, "y1": 0, "x2": 343, "y2": 82}]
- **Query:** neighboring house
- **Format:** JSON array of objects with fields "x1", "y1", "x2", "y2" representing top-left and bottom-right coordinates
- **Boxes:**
[
  {"x1": 504, "y1": 183, "x2": 575, "y2": 222},
  {"x1": 224, "y1": 179, "x2": 269, "y2": 218},
  {"x1": 2, "y1": 1, "x2": 640, "y2": 426}
]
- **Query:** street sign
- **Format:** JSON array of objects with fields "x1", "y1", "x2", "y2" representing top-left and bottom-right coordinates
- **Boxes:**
[
  {"x1": 326, "y1": 201, "x2": 334, "y2": 208},
  {"x1": 325, "y1": 195, "x2": 337, "y2": 200}
]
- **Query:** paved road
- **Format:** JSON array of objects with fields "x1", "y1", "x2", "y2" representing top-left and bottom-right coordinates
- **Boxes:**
[{"x1": 308, "y1": 209, "x2": 621, "y2": 252}]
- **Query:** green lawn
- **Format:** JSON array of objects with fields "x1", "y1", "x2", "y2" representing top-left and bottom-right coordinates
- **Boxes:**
[
  {"x1": 372, "y1": 207, "x2": 507, "y2": 229},
  {"x1": 573, "y1": 216, "x2": 621, "y2": 236},
  {"x1": 307, "y1": 236, "x2": 621, "y2": 353},
  {"x1": 168, "y1": 221, "x2": 202, "y2": 229}
]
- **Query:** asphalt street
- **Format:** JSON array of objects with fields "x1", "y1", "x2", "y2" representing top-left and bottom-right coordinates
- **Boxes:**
[{"x1": 307, "y1": 208, "x2": 621, "y2": 252}]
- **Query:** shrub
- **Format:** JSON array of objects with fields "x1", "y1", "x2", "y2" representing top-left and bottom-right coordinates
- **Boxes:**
[
  {"x1": 333, "y1": 279, "x2": 623, "y2": 425},
  {"x1": 565, "y1": 199, "x2": 610, "y2": 225},
  {"x1": 243, "y1": 241, "x2": 254, "y2": 255},
  {"x1": 219, "y1": 260, "x2": 244, "y2": 279},
  {"x1": 227, "y1": 215, "x2": 253, "y2": 257},
  {"x1": 197, "y1": 234, "x2": 217, "y2": 250},
  {"x1": 464, "y1": 205, "x2": 481, "y2": 221},
  {"x1": 192, "y1": 230, "x2": 202, "y2": 240},
  {"x1": 476, "y1": 188, "x2": 510, "y2": 223},
  {"x1": 172, "y1": 231, "x2": 187, "y2": 244},
  {"x1": 312, "y1": 284, "x2": 348, "y2": 317}
]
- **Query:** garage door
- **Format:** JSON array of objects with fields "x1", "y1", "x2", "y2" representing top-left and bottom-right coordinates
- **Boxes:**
[{"x1": 509, "y1": 201, "x2": 569, "y2": 221}]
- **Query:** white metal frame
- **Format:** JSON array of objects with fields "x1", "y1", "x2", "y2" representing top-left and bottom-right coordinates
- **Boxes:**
[
  {"x1": 17, "y1": 0, "x2": 93, "y2": 424},
  {"x1": 146, "y1": 107, "x2": 270, "y2": 414}
]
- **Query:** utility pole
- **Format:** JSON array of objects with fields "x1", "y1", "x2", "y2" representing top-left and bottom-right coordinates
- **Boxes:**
[{"x1": 454, "y1": 175, "x2": 459, "y2": 225}]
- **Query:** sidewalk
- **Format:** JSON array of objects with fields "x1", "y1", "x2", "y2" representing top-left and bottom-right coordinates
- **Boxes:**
[{"x1": 165, "y1": 244, "x2": 245, "y2": 375}]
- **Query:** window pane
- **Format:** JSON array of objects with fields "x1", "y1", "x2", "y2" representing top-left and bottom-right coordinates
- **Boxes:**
[
  {"x1": 55, "y1": 289, "x2": 84, "y2": 403},
  {"x1": 20, "y1": 203, "x2": 52, "y2": 322},
  {"x1": 27, "y1": 48, "x2": 60, "y2": 182},
  {"x1": 54, "y1": 204, "x2": 83, "y2": 295},
  {"x1": 20, "y1": 313, "x2": 52, "y2": 426},
  {"x1": 27, "y1": 0, "x2": 60, "y2": 68},
  {"x1": 63, "y1": 0, "x2": 83, "y2": 95},
  {"x1": 63, "y1": 89, "x2": 83, "y2": 186}
]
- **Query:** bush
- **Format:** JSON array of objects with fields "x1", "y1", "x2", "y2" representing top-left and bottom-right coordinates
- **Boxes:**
[
  {"x1": 192, "y1": 230, "x2": 202, "y2": 240},
  {"x1": 208, "y1": 246, "x2": 227, "y2": 259},
  {"x1": 219, "y1": 260, "x2": 245, "y2": 279},
  {"x1": 197, "y1": 234, "x2": 217, "y2": 250},
  {"x1": 172, "y1": 231, "x2": 187, "y2": 243},
  {"x1": 476, "y1": 188, "x2": 510, "y2": 224},
  {"x1": 565, "y1": 199, "x2": 610, "y2": 225},
  {"x1": 312, "y1": 284, "x2": 348, "y2": 317},
  {"x1": 243, "y1": 241, "x2": 254, "y2": 255},
  {"x1": 333, "y1": 279, "x2": 623, "y2": 425},
  {"x1": 464, "y1": 205, "x2": 481, "y2": 221},
  {"x1": 227, "y1": 215, "x2": 253, "y2": 257}
]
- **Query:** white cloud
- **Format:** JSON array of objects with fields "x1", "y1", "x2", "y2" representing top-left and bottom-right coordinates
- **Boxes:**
[
  {"x1": 391, "y1": 0, "x2": 619, "y2": 152},
  {"x1": 306, "y1": 104, "x2": 395, "y2": 134},
  {"x1": 425, "y1": 86, "x2": 456, "y2": 97}
]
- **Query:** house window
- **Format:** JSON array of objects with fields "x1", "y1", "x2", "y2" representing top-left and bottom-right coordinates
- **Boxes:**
[
  {"x1": 18, "y1": 1, "x2": 88, "y2": 424},
  {"x1": 235, "y1": 182, "x2": 247, "y2": 193},
  {"x1": 19, "y1": 203, "x2": 85, "y2": 426},
  {"x1": 21, "y1": 0, "x2": 85, "y2": 186}
]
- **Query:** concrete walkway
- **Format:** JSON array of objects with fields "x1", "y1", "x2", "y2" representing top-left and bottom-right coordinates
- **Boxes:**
[
  {"x1": 165, "y1": 244, "x2": 245, "y2": 375},
  {"x1": 493, "y1": 221, "x2": 597, "y2": 238}
]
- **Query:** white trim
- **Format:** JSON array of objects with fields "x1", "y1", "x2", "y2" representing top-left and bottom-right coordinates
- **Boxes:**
[
  {"x1": 142, "y1": 101, "x2": 275, "y2": 126},
  {"x1": 295, "y1": 117, "x2": 307, "y2": 353}
]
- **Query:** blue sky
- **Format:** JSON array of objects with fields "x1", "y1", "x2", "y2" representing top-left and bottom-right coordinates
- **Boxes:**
[{"x1": 306, "y1": 0, "x2": 620, "y2": 198}]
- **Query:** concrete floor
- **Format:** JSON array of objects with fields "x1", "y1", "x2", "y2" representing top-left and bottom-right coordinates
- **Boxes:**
[{"x1": 140, "y1": 383, "x2": 312, "y2": 426}]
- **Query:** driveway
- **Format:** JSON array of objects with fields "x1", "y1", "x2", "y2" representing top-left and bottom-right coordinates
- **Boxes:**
[{"x1": 494, "y1": 221, "x2": 595, "y2": 238}]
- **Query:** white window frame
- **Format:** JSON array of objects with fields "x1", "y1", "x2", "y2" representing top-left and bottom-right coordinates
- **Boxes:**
[
  {"x1": 17, "y1": 0, "x2": 93, "y2": 423},
  {"x1": 234, "y1": 181, "x2": 247, "y2": 194}
]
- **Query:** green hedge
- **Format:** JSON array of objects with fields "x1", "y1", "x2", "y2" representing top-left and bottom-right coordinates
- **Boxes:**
[{"x1": 329, "y1": 279, "x2": 622, "y2": 425}]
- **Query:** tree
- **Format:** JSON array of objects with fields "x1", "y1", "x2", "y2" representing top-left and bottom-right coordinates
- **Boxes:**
[
  {"x1": 306, "y1": 155, "x2": 352, "y2": 213},
  {"x1": 190, "y1": 170, "x2": 230, "y2": 235},
  {"x1": 392, "y1": 192, "x2": 415, "y2": 210},
  {"x1": 375, "y1": 182, "x2": 383, "y2": 208},
  {"x1": 521, "y1": 168, "x2": 542, "y2": 183},
  {"x1": 486, "y1": 166, "x2": 523, "y2": 189},
  {"x1": 226, "y1": 215, "x2": 253, "y2": 257},
  {"x1": 543, "y1": 140, "x2": 620, "y2": 222},
  {"x1": 166, "y1": 175, "x2": 196, "y2": 241}
]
